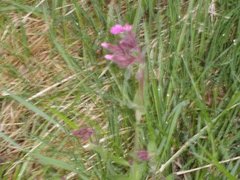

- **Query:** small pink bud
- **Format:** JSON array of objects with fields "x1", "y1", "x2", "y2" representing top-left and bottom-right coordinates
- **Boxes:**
[
  {"x1": 72, "y1": 128, "x2": 94, "y2": 141},
  {"x1": 137, "y1": 150, "x2": 149, "y2": 161},
  {"x1": 104, "y1": 54, "x2": 114, "y2": 60},
  {"x1": 101, "y1": 42, "x2": 109, "y2": 48},
  {"x1": 123, "y1": 24, "x2": 132, "y2": 31}
]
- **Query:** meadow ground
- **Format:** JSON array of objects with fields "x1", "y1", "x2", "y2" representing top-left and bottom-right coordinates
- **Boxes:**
[{"x1": 0, "y1": 0, "x2": 239, "y2": 179}]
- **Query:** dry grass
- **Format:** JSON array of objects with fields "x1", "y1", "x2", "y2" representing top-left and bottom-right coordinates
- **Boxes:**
[{"x1": 0, "y1": 3, "x2": 117, "y2": 174}]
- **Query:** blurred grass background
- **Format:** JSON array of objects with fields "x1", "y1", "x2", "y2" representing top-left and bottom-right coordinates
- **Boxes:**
[{"x1": 0, "y1": 0, "x2": 239, "y2": 179}]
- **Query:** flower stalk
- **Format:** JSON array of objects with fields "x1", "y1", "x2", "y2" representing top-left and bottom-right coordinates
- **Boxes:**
[{"x1": 102, "y1": 24, "x2": 148, "y2": 177}]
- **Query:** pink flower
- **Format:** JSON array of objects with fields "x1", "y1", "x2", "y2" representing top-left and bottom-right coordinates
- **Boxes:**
[
  {"x1": 123, "y1": 24, "x2": 132, "y2": 32},
  {"x1": 110, "y1": 24, "x2": 125, "y2": 34},
  {"x1": 104, "y1": 54, "x2": 114, "y2": 60},
  {"x1": 102, "y1": 24, "x2": 143, "y2": 68},
  {"x1": 110, "y1": 24, "x2": 132, "y2": 34},
  {"x1": 72, "y1": 127, "x2": 94, "y2": 141},
  {"x1": 137, "y1": 150, "x2": 149, "y2": 161}
]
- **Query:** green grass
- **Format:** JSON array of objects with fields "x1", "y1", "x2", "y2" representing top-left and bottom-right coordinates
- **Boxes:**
[{"x1": 0, "y1": 0, "x2": 239, "y2": 179}]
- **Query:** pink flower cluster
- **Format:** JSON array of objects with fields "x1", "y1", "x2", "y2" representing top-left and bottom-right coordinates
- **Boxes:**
[{"x1": 101, "y1": 24, "x2": 143, "y2": 68}]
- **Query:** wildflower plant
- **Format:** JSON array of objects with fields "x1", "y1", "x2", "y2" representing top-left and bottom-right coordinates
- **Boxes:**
[{"x1": 101, "y1": 24, "x2": 149, "y2": 178}]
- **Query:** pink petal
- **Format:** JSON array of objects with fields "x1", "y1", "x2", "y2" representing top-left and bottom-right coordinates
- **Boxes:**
[
  {"x1": 119, "y1": 32, "x2": 137, "y2": 49},
  {"x1": 112, "y1": 55, "x2": 135, "y2": 68},
  {"x1": 123, "y1": 24, "x2": 132, "y2": 31},
  {"x1": 110, "y1": 24, "x2": 125, "y2": 34},
  {"x1": 101, "y1": 42, "x2": 109, "y2": 48},
  {"x1": 102, "y1": 43, "x2": 122, "y2": 53},
  {"x1": 104, "y1": 54, "x2": 114, "y2": 60}
]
